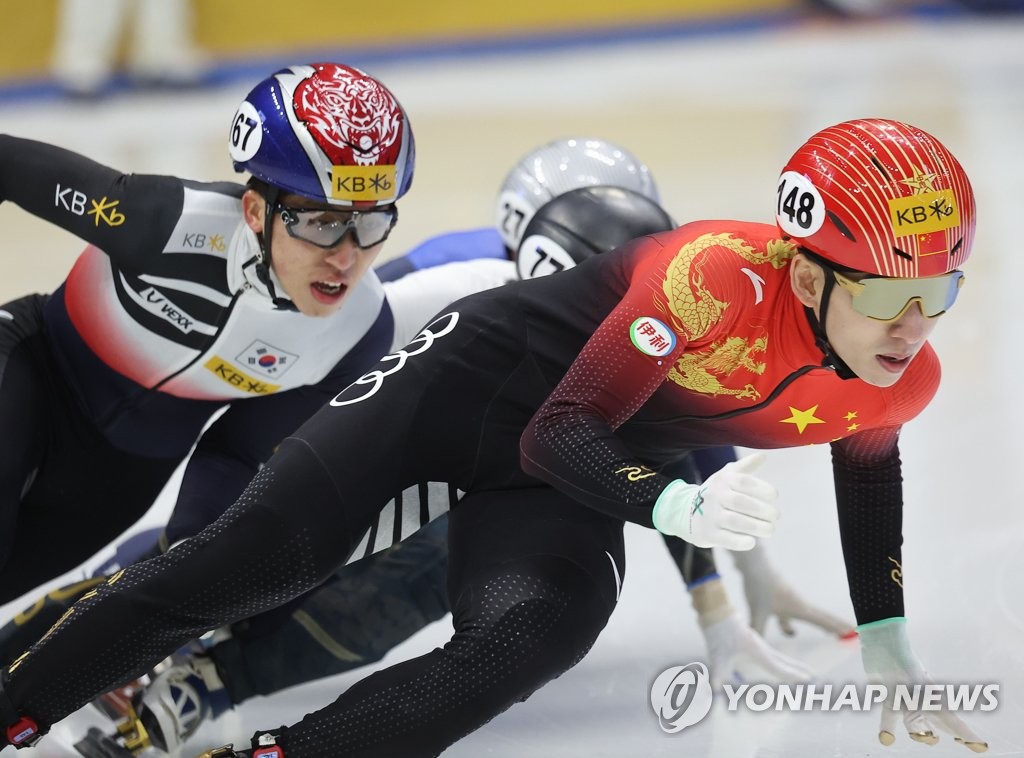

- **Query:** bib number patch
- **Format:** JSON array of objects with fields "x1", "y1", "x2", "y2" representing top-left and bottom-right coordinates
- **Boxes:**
[
  {"x1": 776, "y1": 171, "x2": 825, "y2": 237},
  {"x1": 516, "y1": 234, "x2": 576, "y2": 280},
  {"x1": 228, "y1": 101, "x2": 263, "y2": 163}
]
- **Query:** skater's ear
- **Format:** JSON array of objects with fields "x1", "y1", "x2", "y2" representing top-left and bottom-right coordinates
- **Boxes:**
[
  {"x1": 242, "y1": 188, "x2": 266, "y2": 234},
  {"x1": 791, "y1": 252, "x2": 825, "y2": 309}
]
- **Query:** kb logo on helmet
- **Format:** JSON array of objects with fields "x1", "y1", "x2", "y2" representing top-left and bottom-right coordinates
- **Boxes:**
[
  {"x1": 331, "y1": 166, "x2": 397, "y2": 202},
  {"x1": 888, "y1": 189, "x2": 960, "y2": 237}
]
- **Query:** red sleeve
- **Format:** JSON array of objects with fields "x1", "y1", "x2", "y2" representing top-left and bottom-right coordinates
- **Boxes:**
[{"x1": 519, "y1": 224, "x2": 746, "y2": 526}]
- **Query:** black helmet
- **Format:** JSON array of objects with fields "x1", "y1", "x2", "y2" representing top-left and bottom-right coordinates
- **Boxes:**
[{"x1": 515, "y1": 185, "x2": 675, "y2": 280}]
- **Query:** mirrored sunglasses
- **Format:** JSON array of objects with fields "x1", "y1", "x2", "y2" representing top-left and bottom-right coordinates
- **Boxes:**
[
  {"x1": 276, "y1": 204, "x2": 398, "y2": 250},
  {"x1": 832, "y1": 268, "x2": 965, "y2": 322}
]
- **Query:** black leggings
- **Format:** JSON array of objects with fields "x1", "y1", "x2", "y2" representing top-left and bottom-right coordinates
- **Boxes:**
[
  {"x1": 5, "y1": 445, "x2": 623, "y2": 756},
  {"x1": 286, "y1": 487, "x2": 623, "y2": 757},
  {"x1": 0, "y1": 295, "x2": 181, "y2": 603}
]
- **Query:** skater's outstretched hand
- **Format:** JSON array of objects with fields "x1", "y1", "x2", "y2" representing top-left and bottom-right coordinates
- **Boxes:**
[
  {"x1": 859, "y1": 618, "x2": 987, "y2": 752},
  {"x1": 731, "y1": 542, "x2": 855, "y2": 638},
  {"x1": 690, "y1": 576, "x2": 812, "y2": 689}
]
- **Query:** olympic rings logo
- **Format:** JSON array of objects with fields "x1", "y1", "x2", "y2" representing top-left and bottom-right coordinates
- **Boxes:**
[{"x1": 330, "y1": 311, "x2": 460, "y2": 407}]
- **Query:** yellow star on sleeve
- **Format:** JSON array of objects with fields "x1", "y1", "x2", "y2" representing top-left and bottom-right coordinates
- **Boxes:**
[
  {"x1": 843, "y1": 410, "x2": 860, "y2": 432},
  {"x1": 780, "y1": 404, "x2": 826, "y2": 434}
]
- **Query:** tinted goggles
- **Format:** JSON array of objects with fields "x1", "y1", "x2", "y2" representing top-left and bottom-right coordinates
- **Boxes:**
[
  {"x1": 276, "y1": 204, "x2": 398, "y2": 250},
  {"x1": 831, "y1": 268, "x2": 965, "y2": 321}
]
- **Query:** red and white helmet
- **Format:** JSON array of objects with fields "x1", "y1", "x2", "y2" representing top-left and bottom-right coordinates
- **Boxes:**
[
  {"x1": 229, "y1": 63, "x2": 415, "y2": 208},
  {"x1": 776, "y1": 118, "x2": 975, "y2": 277}
]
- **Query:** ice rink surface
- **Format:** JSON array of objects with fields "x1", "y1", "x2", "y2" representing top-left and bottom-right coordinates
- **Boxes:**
[{"x1": 1, "y1": 10, "x2": 1023, "y2": 757}]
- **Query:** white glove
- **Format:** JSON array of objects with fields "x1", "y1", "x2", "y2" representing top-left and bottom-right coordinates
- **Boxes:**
[
  {"x1": 653, "y1": 452, "x2": 778, "y2": 551},
  {"x1": 858, "y1": 618, "x2": 987, "y2": 752},
  {"x1": 731, "y1": 542, "x2": 855, "y2": 638},
  {"x1": 691, "y1": 577, "x2": 813, "y2": 689}
]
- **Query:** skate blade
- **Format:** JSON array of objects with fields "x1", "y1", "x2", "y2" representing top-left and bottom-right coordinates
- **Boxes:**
[
  {"x1": 113, "y1": 707, "x2": 153, "y2": 754},
  {"x1": 195, "y1": 748, "x2": 236, "y2": 758},
  {"x1": 73, "y1": 706, "x2": 152, "y2": 758},
  {"x1": 74, "y1": 727, "x2": 136, "y2": 758}
]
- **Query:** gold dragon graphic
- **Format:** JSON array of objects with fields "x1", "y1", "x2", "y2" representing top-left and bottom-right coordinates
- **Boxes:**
[{"x1": 660, "y1": 233, "x2": 796, "y2": 400}]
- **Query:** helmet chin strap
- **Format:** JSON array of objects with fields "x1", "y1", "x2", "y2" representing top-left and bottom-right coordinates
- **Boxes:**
[
  {"x1": 804, "y1": 273, "x2": 858, "y2": 381},
  {"x1": 255, "y1": 185, "x2": 298, "y2": 312}
]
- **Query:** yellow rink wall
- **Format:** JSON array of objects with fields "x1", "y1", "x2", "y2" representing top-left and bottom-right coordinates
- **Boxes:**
[{"x1": 1, "y1": 0, "x2": 798, "y2": 82}]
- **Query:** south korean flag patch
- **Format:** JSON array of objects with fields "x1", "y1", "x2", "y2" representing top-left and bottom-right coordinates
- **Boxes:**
[{"x1": 237, "y1": 340, "x2": 298, "y2": 378}]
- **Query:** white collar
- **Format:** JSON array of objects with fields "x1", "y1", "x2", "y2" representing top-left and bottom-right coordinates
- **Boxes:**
[{"x1": 226, "y1": 221, "x2": 291, "y2": 304}]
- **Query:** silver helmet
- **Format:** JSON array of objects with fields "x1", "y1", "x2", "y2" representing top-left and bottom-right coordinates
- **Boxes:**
[{"x1": 495, "y1": 137, "x2": 660, "y2": 252}]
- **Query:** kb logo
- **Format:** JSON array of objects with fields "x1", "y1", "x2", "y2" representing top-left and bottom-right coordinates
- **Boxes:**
[{"x1": 650, "y1": 662, "x2": 714, "y2": 733}]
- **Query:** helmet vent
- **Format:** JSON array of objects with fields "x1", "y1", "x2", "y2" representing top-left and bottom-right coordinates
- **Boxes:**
[
  {"x1": 892, "y1": 247, "x2": 913, "y2": 262},
  {"x1": 827, "y1": 211, "x2": 857, "y2": 242},
  {"x1": 869, "y1": 155, "x2": 891, "y2": 180}
]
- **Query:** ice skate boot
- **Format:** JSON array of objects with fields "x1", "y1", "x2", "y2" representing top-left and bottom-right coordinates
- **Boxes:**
[{"x1": 76, "y1": 654, "x2": 231, "y2": 756}]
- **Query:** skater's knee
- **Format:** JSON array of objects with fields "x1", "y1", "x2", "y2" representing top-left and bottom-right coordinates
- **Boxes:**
[{"x1": 450, "y1": 561, "x2": 612, "y2": 690}]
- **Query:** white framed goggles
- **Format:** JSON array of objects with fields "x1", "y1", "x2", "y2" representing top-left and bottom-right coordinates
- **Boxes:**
[
  {"x1": 831, "y1": 268, "x2": 965, "y2": 322},
  {"x1": 276, "y1": 203, "x2": 398, "y2": 250}
]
